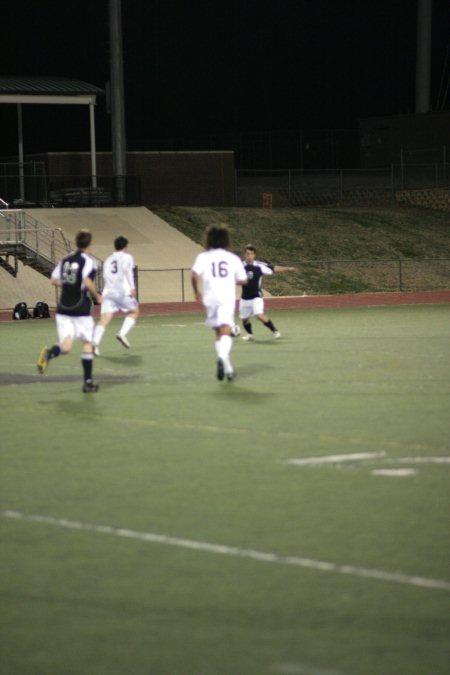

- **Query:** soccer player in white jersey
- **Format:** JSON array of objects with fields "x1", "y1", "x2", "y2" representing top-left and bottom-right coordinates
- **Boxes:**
[
  {"x1": 92, "y1": 235, "x2": 139, "y2": 355},
  {"x1": 191, "y1": 225, "x2": 248, "y2": 381}
]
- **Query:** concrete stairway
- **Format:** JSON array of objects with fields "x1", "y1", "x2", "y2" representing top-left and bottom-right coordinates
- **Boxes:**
[{"x1": 0, "y1": 207, "x2": 204, "y2": 309}]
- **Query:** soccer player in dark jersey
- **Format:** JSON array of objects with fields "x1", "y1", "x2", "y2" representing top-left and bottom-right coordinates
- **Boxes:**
[
  {"x1": 239, "y1": 245, "x2": 298, "y2": 340},
  {"x1": 36, "y1": 229, "x2": 102, "y2": 392}
]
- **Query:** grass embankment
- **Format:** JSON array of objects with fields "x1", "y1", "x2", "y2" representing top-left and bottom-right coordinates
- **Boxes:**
[{"x1": 152, "y1": 205, "x2": 450, "y2": 294}]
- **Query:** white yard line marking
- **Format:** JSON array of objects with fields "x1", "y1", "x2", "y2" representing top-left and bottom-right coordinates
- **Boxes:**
[
  {"x1": 286, "y1": 452, "x2": 386, "y2": 466},
  {"x1": 2, "y1": 510, "x2": 449, "y2": 592},
  {"x1": 286, "y1": 453, "x2": 450, "y2": 468},
  {"x1": 372, "y1": 468, "x2": 418, "y2": 477},
  {"x1": 396, "y1": 456, "x2": 450, "y2": 464}
]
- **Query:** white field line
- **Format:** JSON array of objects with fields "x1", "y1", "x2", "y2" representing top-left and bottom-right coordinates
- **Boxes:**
[
  {"x1": 372, "y1": 469, "x2": 418, "y2": 477},
  {"x1": 286, "y1": 452, "x2": 386, "y2": 465},
  {"x1": 2, "y1": 509, "x2": 449, "y2": 592},
  {"x1": 395, "y1": 456, "x2": 450, "y2": 464},
  {"x1": 286, "y1": 453, "x2": 450, "y2": 467}
]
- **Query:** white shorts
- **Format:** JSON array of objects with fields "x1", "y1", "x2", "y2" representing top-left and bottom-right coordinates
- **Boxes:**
[
  {"x1": 55, "y1": 314, "x2": 95, "y2": 343},
  {"x1": 239, "y1": 297, "x2": 264, "y2": 320},
  {"x1": 101, "y1": 293, "x2": 138, "y2": 315},
  {"x1": 204, "y1": 300, "x2": 235, "y2": 329}
]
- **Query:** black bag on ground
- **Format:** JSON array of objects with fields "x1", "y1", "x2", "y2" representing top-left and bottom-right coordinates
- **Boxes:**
[
  {"x1": 33, "y1": 301, "x2": 50, "y2": 319},
  {"x1": 12, "y1": 302, "x2": 31, "y2": 320}
]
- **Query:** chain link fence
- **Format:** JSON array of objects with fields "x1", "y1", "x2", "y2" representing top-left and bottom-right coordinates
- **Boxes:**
[
  {"x1": 134, "y1": 259, "x2": 450, "y2": 303},
  {"x1": 236, "y1": 165, "x2": 450, "y2": 207},
  {"x1": 285, "y1": 259, "x2": 450, "y2": 294}
]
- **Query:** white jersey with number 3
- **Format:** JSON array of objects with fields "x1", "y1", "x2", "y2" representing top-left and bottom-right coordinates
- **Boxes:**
[
  {"x1": 102, "y1": 250, "x2": 135, "y2": 296},
  {"x1": 192, "y1": 248, "x2": 247, "y2": 305}
]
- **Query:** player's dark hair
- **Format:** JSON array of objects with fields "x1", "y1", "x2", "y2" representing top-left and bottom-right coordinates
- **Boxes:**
[
  {"x1": 114, "y1": 235, "x2": 129, "y2": 251},
  {"x1": 76, "y1": 230, "x2": 92, "y2": 250},
  {"x1": 245, "y1": 244, "x2": 257, "y2": 253},
  {"x1": 205, "y1": 224, "x2": 230, "y2": 250}
]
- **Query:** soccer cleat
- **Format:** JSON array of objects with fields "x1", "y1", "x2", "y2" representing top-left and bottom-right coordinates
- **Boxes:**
[
  {"x1": 83, "y1": 380, "x2": 99, "y2": 393},
  {"x1": 273, "y1": 331, "x2": 281, "y2": 339},
  {"x1": 226, "y1": 371, "x2": 235, "y2": 381},
  {"x1": 116, "y1": 334, "x2": 130, "y2": 349},
  {"x1": 93, "y1": 345, "x2": 101, "y2": 357},
  {"x1": 37, "y1": 347, "x2": 50, "y2": 374},
  {"x1": 216, "y1": 358, "x2": 225, "y2": 381},
  {"x1": 241, "y1": 334, "x2": 254, "y2": 341}
]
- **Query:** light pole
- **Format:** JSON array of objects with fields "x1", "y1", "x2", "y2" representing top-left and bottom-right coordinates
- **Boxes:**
[
  {"x1": 415, "y1": 0, "x2": 432, "y2": 113},
  {"x1": 109, "y1": 0, "x2": 127, "y2": 203}
]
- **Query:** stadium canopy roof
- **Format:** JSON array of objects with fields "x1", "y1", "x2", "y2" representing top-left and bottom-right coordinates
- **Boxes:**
[
  {"x1": 0, "y1": 76, "x2": 105, "y2": 202},
  {"x1": 0, "y1": 75, "x2": 104, "y2": 100}
]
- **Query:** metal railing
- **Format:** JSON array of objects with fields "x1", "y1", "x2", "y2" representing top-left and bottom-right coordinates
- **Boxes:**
[
  {"x1": 1, "y1": 209, "x2": 71, "y2": 264},
  {"x1": 0, "y1": 209, "x2": 104, "y2": 286},
  {"x1": 0, "y1": 173, "x2": 141, "y2": 208}
]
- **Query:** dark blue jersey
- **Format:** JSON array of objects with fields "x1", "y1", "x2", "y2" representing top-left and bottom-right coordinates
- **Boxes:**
[
  {"x1": 51, "y1": 250, "x2": 97, "y2": 316},
  {"x1": 241, "y1": 260, "x2": 274, "y2": 300}
]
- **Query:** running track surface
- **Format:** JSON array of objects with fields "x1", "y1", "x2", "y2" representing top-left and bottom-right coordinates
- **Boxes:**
[{"x1": 1, "y1": 290, "x2": 450, "y2": 321}]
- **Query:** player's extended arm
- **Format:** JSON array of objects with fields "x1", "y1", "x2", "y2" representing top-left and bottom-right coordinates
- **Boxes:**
[{"x1": 273, "y1": 264, "x2": 298, "y2": 273}]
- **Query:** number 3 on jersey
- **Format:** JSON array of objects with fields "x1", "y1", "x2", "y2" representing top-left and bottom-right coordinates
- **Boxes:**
[{"x1": 211, "y1": 261, "x2": 228, "y2": 277}]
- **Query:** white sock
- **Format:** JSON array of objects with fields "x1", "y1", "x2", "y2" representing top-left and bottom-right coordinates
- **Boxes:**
[
  {"x1": 120, "y1": 316, "x2": 136, "y2": 337},
  {"x1": 218, "y1": 335, "x2": 231, "y2": 359},
  {"x1": 93, "y1": 325, "x2": 105, "y2": 346}
]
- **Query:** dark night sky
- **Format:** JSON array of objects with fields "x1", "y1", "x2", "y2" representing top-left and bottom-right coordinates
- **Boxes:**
[{"x1": 1, "y1": 0, "x2": 450, "y2": 156}]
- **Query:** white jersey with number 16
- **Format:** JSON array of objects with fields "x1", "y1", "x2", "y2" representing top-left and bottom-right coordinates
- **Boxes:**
[{"x1": 192, "y1": 248, "x2": 247, "y2": 305}]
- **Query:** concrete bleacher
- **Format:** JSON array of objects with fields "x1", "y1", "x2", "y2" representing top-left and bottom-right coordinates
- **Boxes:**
[{"x1": 0, "y1": 207, "x2": 204, "y2": 309}]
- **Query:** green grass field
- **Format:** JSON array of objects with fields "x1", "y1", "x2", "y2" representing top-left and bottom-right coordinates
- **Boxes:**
[{"x1": 1, "y1": 304, "x2": 449, "y2": 675}]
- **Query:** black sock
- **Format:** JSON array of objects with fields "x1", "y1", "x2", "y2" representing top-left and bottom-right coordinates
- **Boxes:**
[
  {"x1": 263, "y1": 319, "x2": 276, "y2": 332},
  {"x1": 81, "y1": 353, "x2": 94, "y2": 382},
  {"x1": 243, "y1": 321, "x2": 253, "y2": 335},
  {"x1": 48, "y1": 344, "x2": 62, "y2": 360}
]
